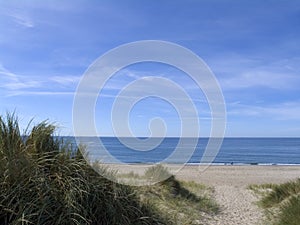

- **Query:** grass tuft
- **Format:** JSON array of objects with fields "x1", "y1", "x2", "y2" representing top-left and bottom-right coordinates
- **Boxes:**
[
  {"x1": 144, "y1": 164, "x2": 172, "y2": 183},
  {"x1": 136, "y1": 166, "x2": 219, "y2": 224},
  {"x1": 0, "y1": 113, "x2": 220, "y2": 225},
  {"x1": 253, "y1": 179, "x2": 300, "y2": 225},
  {"x1": 0, "y1": 114, "x2": 166, "y2": 225}
]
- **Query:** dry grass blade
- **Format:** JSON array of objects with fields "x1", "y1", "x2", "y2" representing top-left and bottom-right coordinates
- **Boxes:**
[{"x1": 0, "y1": 114, "x2": 166, "y2": 225}]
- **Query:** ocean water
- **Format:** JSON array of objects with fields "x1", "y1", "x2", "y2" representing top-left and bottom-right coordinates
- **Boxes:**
[{"x1": 68, "y1": 137, "x2": 300, "y2": 165}]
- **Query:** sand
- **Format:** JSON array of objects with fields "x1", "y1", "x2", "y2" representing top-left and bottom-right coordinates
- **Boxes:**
[
  {"x1": 175, "y1": 165, "x2": 300, "y2": 187},
  {"x1": 175, "y1": 165, "x2": 300, "y2": 225},
  {"x1": 108, "y1": 164, "x2": 299, "y2": 224}
]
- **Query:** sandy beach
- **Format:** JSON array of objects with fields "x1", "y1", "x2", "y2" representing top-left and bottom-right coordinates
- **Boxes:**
[
  {"x1": 113, "y1": 164, "x2": 300, "y2": 186},
  {"x1": 175, "y1": 165, "x2": 300, "y2": 225},
  {"x1": 111, "y1": 164, "x2": 299, "y2": 224},
  {"x1": 176, "y1": 165, "x2": 300, "y2": 187}
]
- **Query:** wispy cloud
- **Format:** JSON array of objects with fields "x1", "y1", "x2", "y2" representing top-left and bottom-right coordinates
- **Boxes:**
[
  {"x1": 9, "y1": 12, "x2": 34, "y2": 28},
  {"x1": 0, "y1": 6, "x2": 35, "y2": 28},
  {"x1": 0, "y1": 64, "x2": 40, "y2": 90},
  {"x1": 228, "y1": 101, "x2": 300, "y2": 120},
  {"x1": 0, "y1": 64, "x2": 19, "y2": 81},
  {"x1": 209, "y1": 55, "x2": 300, "y2": 90},
  {"x1": 7, "y1": 91, "x2": 74, "y2": 97},
  {"x1": 49, "y1": 75, "x2": 81, "y2": 86},
  {"x1": 0, "y1": 63, "x2": 79, "y2": 97},
  {"x1": 220, "y1": 70, "x2": 299, "y2": 90},
  {"x1": 3, "y1": 81, "x2": 41, "y2": 90}
]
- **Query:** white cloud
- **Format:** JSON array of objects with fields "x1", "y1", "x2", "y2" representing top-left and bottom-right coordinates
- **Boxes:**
[
  {"x1": 0, "y1": 7, "x2": 35, "y2": 28},
  {"x1": 50, "y1": 75, "x2": 81, "y2": 85},
  {"x1": 0, "y1": 64, "x2": 19, "y2": 81},
  {"x1": 7, "y1": 91, "x2": 74, "y2": 97},
  {"x1": 0, "y1": 64, "x2": 41, "y2": 90},
  {"x1": 228, "y1": 101, "x2": 300, "y2": 120},
  {"x1": 220, "y1": 70, "x2": 299, "y2": 90},
  {"x1": 0, "y1": 63, "x2": 78, "y2": 97},
  {"x1": 208, "y1": 55, "x2": 300, "y2": 90},
  {"x1": 3, "y1": 81, "x2": 41, "y2": 90},
  {"x1": 10, "y1": 12, "x2": 34, "y2": 28}
]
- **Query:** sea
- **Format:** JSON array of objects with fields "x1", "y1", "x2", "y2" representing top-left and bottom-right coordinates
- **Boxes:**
[{"x1": 66, "y1": 137, "x2": 300, "y2": 165}]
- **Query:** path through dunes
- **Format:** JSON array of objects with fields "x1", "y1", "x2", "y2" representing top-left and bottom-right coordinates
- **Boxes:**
[{"x1": 201, "y1": 185, "x2": 264, "y2": 225}]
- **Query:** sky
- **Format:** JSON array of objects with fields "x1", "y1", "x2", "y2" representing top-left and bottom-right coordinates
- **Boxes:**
[{"x1": 0, "y1": 0, "x2": 300, "y2": 137}]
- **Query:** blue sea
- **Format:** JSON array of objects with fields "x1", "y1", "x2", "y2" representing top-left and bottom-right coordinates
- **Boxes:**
[{"x1": 68, "y1": 137, "x2": 300, "y2": 165}]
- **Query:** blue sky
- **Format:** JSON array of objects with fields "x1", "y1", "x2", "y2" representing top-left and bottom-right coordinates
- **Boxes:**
[{"x1": 0, "y1": 0, "x2": 300, "y2": 137}]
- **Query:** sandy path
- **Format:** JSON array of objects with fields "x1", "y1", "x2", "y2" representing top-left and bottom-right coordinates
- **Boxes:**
[
  {"x1": 175, "y1": 165, "x2": 300, "y2": 225},
  {"x1": 201, "y1": 185, "x2": 264, "y2": 225}
]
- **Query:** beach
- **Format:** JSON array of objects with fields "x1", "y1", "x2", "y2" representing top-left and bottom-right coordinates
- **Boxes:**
[
  {"x1": 113, "y1": 164, "x2": 300, "y2": 186},
  {"x1": 112, "y1": 164, "x2": 300, "y2": 224},
  {"x1": 111, "y1": 164, "x2": 299, "y2": 224},
  {"x1": 175, "y1": 165, "x2": 300, "y2": 225},
  {"x1": 176, "y1": 165, "x2": 300, "y2": 187}
]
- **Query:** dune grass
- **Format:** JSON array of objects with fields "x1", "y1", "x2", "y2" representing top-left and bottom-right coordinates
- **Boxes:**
[
  {"x1": 0, "y1": 113, "x2": 219, "y2": 224},
  {"x1": 122, "y1": 165, "x2": 219, "y2": 225},
  {"x1": 0, "y1": 114, "x2": 166, "y2": 225},
  {"x1": 250, "y1": 179, "x2": 300, "y2": 225}
]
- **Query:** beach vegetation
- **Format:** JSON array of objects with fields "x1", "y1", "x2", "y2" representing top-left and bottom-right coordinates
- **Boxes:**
[
  {"x1": 134, "y1": 166, "x2": 219, "y2": 224},
  {"x1": 0, "y1": 114, "x2": 166, "y2": 225},
  {"x1": 250, "y1": 179, "x2": 300, "y2": 225},
  {"x1": 0, "y1": 113, "x2": 219, "y2": 225}
]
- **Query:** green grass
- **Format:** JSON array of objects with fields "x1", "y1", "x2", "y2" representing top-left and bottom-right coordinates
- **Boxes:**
[
  {"x1": 144, "y1": 164, "x2": 172, "y2": 183},
  {"x1": 0, "y1": 113, "x2": 219, "y2": 225},
  {"x1": 0, "y1": 114, "x2": 166, "y2": 225},
  {"x1": 250, "y1": 179, "x2": 300, "y2": 225},
  {"x1": 126, "y1": 165, "x2": 219, "y2": 225}
]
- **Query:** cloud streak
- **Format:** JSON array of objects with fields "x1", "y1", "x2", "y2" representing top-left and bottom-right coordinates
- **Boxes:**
[
  {"x1": 208, "y1": 55, "x2": 300, "y2": 90},
  {"x1": 0, "y1": 64, "x2": 40, "y2": 89},
  {"x1": 10, "y1": 12, "x2": 34, "y2": 28},
  {"x1": 0, "y1": 63, "x2": 79, "y2": 97},
  {"x1": 228, "y1": 101, "x2": 300, "y2": 120},
  {"x1": 220, "y1": 70, "x2": 299, "y2": 90},
  {"x1": 6, "y1": 91, "x2": 74, "y2": 97},
  {"x1": 50, "y1": 75, "x2": 81, "y2": 86}
]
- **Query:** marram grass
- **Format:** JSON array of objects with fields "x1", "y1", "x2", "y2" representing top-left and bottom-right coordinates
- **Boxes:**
[
  {"x1": 0, "y1": 114, "x2": 166, "y2": 225},
  {"x1": 127, "y1": 165, "x2": 219, "y2": 224},
  {"x1": 251, "y1": 179, "x2": 300, "y2": 225}
]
